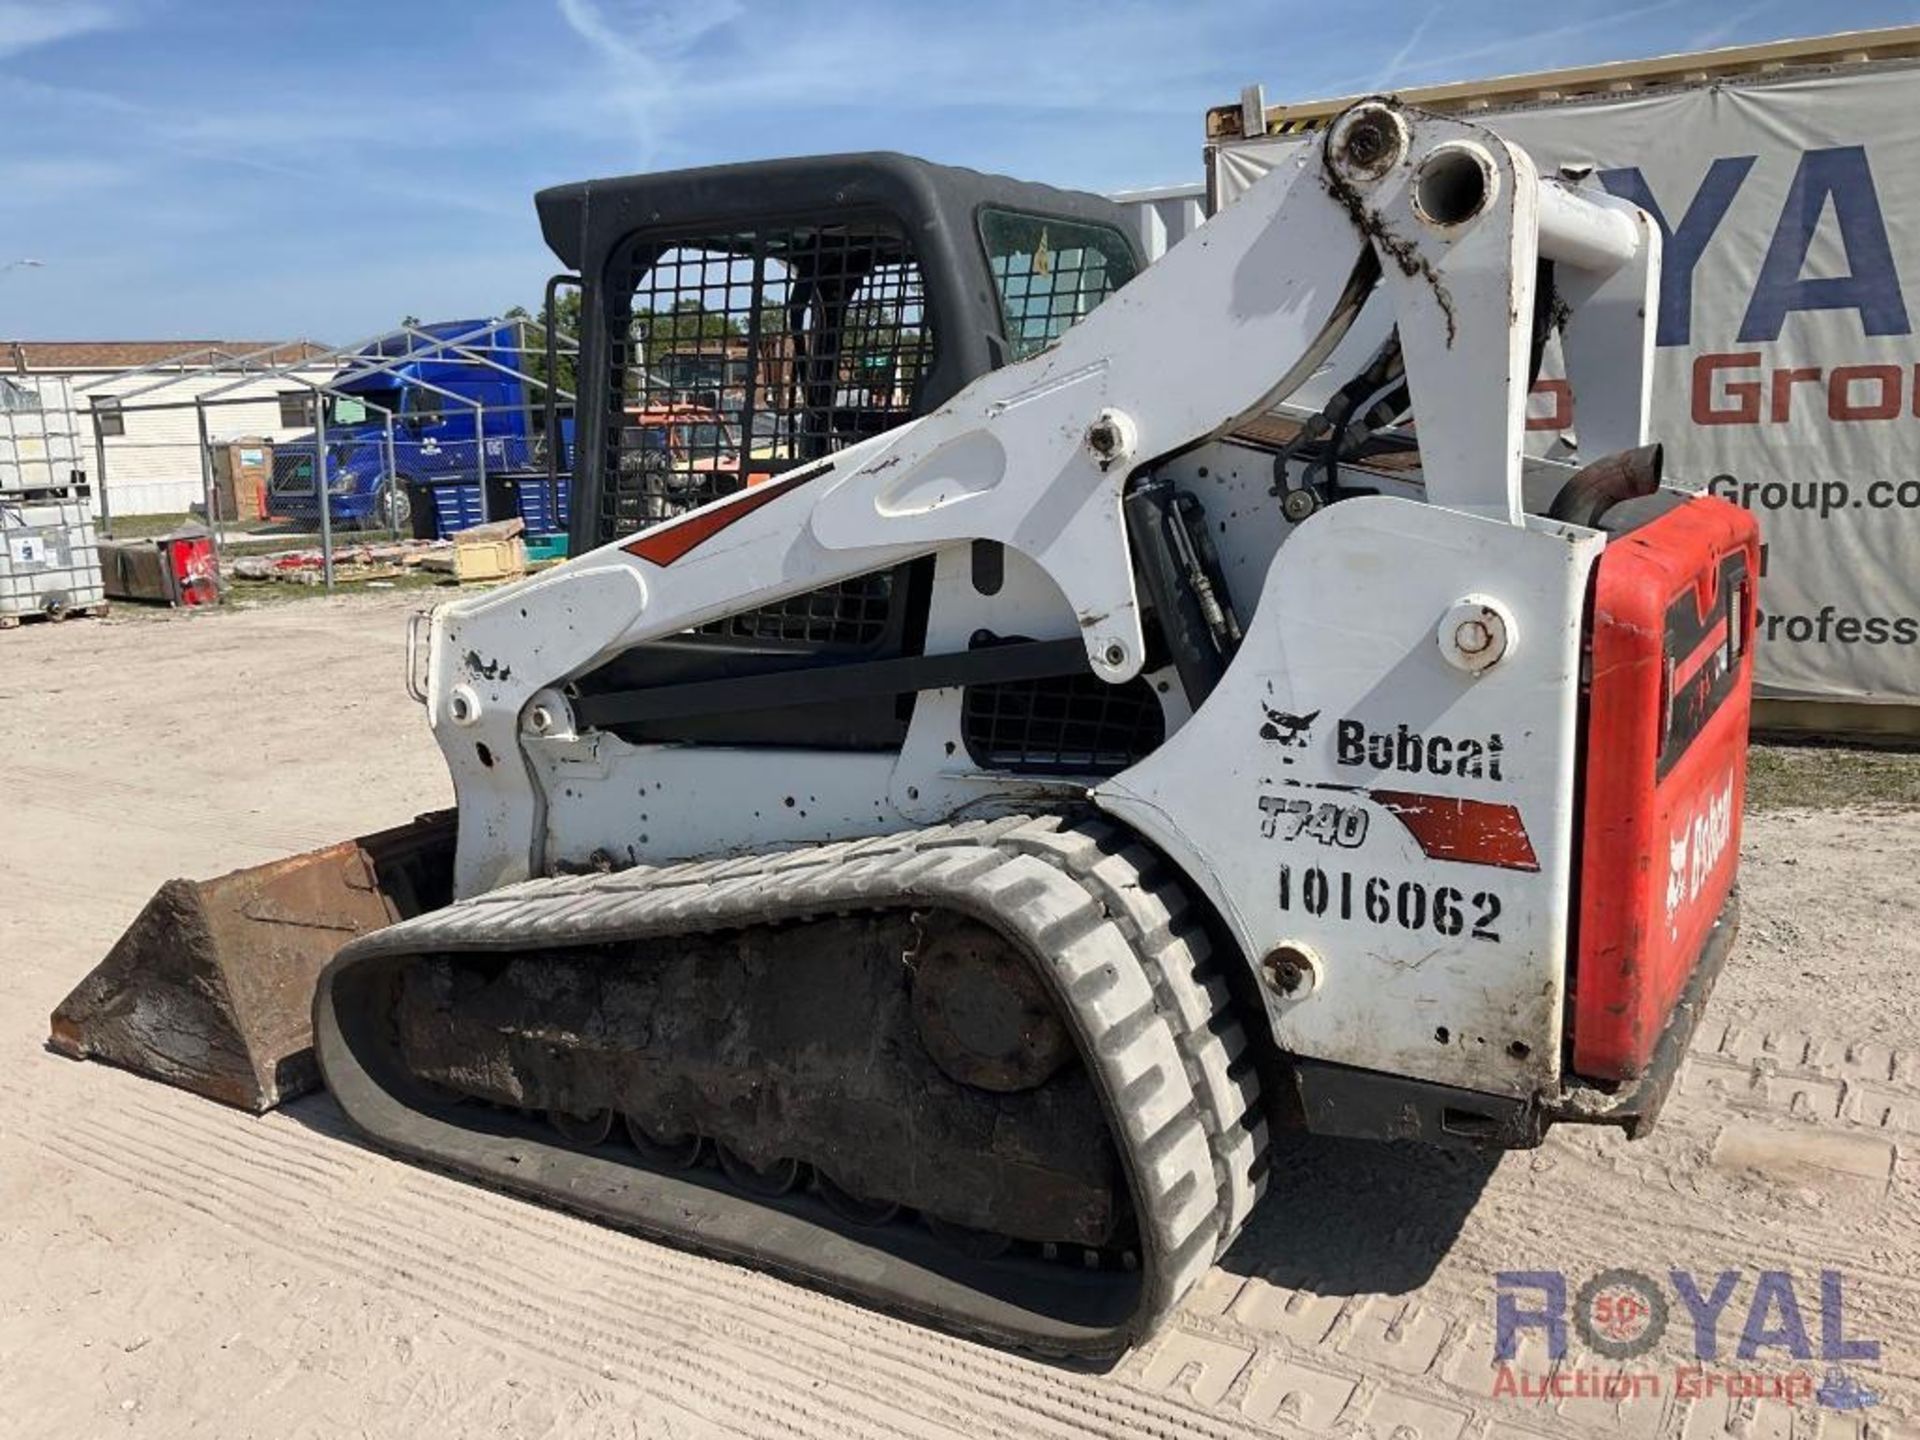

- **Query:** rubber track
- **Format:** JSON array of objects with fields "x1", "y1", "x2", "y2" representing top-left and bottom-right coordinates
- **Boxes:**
[
  {"x1": 317, "y1": 814, "x2": 1269, "y2": 1355},
  {"x1": 985, "y1": 815, "x2": 1268, "y2": 1255}
]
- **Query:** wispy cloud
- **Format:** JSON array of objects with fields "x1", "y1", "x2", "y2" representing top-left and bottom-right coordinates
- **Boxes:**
[
  {"x1": 550, "y1": 0, "x2": 1228, "y2": 169},
  {"x1": 555, "y1": 0, "x2": 747, "y2": 163},
  {"x1": 1685, "y1": 0, "x2": 1783, "y2": 52},
  {"x1": 1377, "y1": 5, "x2": 1444, "y2": 89},
  {"x1": 0, "y1": 1, "x2": 127, "y2": 60},
  {"x1": 4, "y1": 0, "x2": 1900, "y2": 340},
  {"x1": 1315, "y1": 0, "x2": 1695, "y2": 96},
  {"x1": 0, "y1": 69, "x2": 522, "y2": 218},
  {"x1": 0, "y1": 157, "x2": 128, "y2": 196}
]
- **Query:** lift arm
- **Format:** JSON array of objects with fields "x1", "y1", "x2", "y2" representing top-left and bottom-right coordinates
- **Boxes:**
[{"x1": 423, "y1": 101, "x2": 1658, "y2": 894}]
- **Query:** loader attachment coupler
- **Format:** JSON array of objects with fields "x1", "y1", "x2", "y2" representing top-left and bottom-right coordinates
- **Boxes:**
[{"x1": 49, "y1": 812, "x2": 455, "y2": 1112}]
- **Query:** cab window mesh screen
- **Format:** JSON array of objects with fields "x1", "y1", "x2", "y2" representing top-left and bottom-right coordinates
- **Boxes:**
[
  {"x1": 604, "y1": 222, "x2": 934, "y2": 546},
  {"x1": 979, "y1": 208, "x2": 1136, "y2": 362},
  {"x1": 698, "y1": 567, "x2": 897, "y2": 646}
]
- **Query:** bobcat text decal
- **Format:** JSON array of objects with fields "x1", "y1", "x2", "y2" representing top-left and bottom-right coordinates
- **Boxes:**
[
  {"x1": 1335, "y1": 719, "x2": 1506, "y2": 782},
  {"x1": 1666, "y1": 771, "x2": 1736, "y2": 939}
]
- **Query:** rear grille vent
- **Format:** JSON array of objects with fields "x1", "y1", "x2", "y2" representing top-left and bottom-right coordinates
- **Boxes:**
[{"x1": 963, "y1": 668, "x2": 1164, "y2": 776}]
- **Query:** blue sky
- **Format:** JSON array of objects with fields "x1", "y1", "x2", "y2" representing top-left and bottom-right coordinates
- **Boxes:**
[{"x1": 3, "y1": 0, "x2": 1917, "y2": 343}]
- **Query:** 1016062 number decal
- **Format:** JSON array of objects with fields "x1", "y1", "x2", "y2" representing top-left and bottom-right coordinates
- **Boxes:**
[{"x1": 1277, "y1": 864, "x2": 1502, "y2": 941}]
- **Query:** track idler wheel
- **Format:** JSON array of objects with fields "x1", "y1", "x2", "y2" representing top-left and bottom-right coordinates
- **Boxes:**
[
  {"x1": 717, "y1": 1144, "x2": 804, "y2": 1197},
  {"x1": 911, "y1": 916, "x2": 1073, "y2": 1092},
  {"x1": 816, "y1": 1172, "x2": 902, "y2": 1227},
  {"x1": 549, "y1": 1107, "x2": 613, "y2": 1146},
  {"x1": 623, "y1": 1113, "x2": 702, "y2": 1169}
]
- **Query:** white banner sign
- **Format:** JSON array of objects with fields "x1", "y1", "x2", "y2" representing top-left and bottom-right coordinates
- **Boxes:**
[{"x1": 1214, "y1": 66, "x2": 1920, "y2": 704}]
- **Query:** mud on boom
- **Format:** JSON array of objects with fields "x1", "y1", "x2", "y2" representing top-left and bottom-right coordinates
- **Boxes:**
[{"x1": 58, "y1": 102, "x2": 1759, "y2": 1359}]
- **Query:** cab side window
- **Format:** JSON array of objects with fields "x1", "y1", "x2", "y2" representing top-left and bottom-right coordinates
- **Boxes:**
[{"x1": 978, "y1": 209, "x2": 1139, "y2": 361}]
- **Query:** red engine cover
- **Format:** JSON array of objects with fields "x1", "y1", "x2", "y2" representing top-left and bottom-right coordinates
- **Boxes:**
[{"x1": 1573, "y1": 495, "x2": 1758, "y2": 1082}]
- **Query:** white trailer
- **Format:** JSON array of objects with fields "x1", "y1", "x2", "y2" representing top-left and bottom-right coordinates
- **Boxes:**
[{"x1": 1205, "y1": 26, "x2": 1920, "y2": 737}]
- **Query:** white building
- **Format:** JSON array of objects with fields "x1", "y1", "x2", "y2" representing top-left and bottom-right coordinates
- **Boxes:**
[{"x1": 5, "y1": 341, "x2": 337, "y2": 517}]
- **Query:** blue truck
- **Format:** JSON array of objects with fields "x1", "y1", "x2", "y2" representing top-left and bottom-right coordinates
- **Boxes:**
[{"x1": 268, "y1": 319, "x2": 571, "y2": 536}]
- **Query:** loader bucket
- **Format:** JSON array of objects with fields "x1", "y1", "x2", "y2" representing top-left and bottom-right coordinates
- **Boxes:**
[{"x1": 49, "y1": 811, "x2": 456, "y2": 1112}]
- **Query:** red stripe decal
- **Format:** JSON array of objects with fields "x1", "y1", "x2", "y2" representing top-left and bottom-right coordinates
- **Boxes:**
[
  {"x1": 1370, "y1": 789, "x2": 1540, "y2": 872},
  {"x1": 1671, "y1": 614, "x2": 1729, "y2": 694},
  {"x1": 621, "y1": 462, "x2": 831, "y2": 567}
]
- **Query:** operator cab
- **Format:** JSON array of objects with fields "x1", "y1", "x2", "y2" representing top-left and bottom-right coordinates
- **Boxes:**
[
  {"x1": 537, "y1": 153, "x2": 1148, "y2": 752},
  {"x1": 536, "y1": 152, "x2": 1144, "y2": 551}
]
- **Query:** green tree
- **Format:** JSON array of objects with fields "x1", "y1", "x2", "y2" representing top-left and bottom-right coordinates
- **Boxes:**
[
  {"x1": 631, "y1": 298, "x2": 742, "y2": 350},
  {"x1": 756, "y1": 301, "x2": 791, "y2": 339},
  {"x1": 505, "y1": 293, "x2": 583, "y2": 404}
]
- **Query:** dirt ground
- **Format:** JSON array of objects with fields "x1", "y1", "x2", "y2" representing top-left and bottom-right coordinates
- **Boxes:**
[{"x1": 2, "y1": 593, "x2": 1914, "y2": 1440}]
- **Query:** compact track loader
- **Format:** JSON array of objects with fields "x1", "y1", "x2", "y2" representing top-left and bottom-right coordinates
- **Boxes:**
[{"x1": 55, "y1": 103, "x2": 1758, "y2": 1358}]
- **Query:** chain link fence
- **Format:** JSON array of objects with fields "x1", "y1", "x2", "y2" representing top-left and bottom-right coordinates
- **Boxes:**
[{"x1": 65, "y1": 321, "x2": 578, "y2": 595}]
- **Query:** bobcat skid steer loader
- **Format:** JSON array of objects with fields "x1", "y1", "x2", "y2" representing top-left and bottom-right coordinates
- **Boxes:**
[{"x1": 53, "y1": 102, "x2": 1758, "y2": 1359}]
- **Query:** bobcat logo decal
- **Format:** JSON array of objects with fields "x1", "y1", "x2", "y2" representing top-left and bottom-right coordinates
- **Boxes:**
[
  {"x1": 1259, "y1": 705, "x2": 1319, "y2": 761},
  {"x1": 1666, "y1": 830, "x2": 1691, "y2": 928}
]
